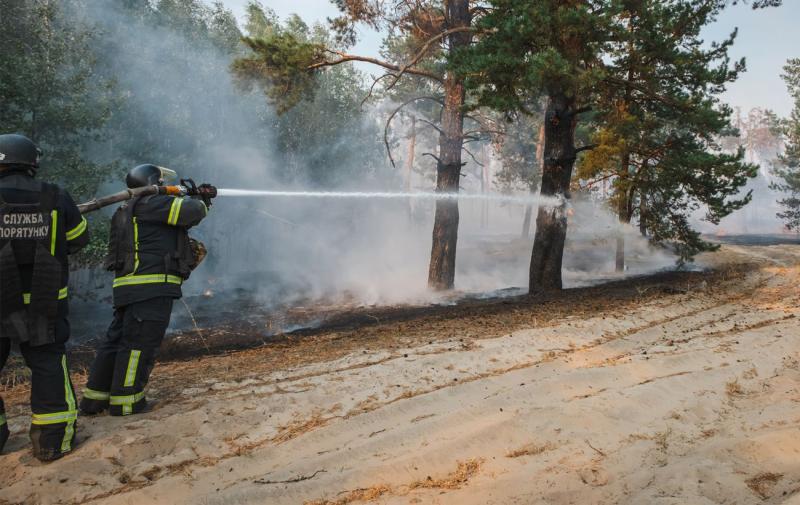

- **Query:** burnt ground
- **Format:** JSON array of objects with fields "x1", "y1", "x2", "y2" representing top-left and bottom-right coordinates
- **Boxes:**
[
  {"x1": 0, "y1": 259, "x2": 750, "y2": 397},
  {"x1": 1, "y1": 243, "x2": 797, "y2": 505}
]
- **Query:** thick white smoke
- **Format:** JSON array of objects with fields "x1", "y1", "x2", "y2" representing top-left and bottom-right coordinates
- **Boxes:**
[{"x1": 68, "y1": 1, "x2": 681, "y2": 340}]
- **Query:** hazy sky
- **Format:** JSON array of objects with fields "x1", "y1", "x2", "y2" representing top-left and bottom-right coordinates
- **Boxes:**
[{"x1": 220, "y1": 0, "x2": 799, "y2": 115}]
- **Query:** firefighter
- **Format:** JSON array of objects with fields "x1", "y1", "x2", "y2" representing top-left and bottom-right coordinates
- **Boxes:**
[
  {"x1": 80, "y1": 164, "x2": 208, "y2": 416},
  {"x1": 0, "y1": 134, "x2": 89, "y2": 461}
]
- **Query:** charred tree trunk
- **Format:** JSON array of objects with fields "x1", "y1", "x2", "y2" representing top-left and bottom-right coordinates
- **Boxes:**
[
  {"x1": 427, "y1": 0, "x2": 471, "y2": 291},
  {"x1": 615, "y1": 151, "x2": 632, "y2": 272},
  {"x1": 638, "y1": 159, "x2": 649, "y2": 237},
  {"x1": 522, "y1": 124, "x2": 546, "y2": 238},
  {"x1": 529, "y1": 93, "x2": 578, "y2": 292},
  {"x1": 639, "y1": 190, "x2": 647, "y2": 236}
]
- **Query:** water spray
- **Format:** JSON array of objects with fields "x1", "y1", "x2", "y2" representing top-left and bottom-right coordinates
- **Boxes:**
[
  {"x1": 216, "y1": 189, "x2": 564, "y2": 207},
  {"x1": 78, "y1": 185, "x2": 562, "y2": 215}
]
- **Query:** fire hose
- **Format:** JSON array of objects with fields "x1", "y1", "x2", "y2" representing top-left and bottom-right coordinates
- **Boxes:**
[{"x1": 78, "y1": 179, "x2": 218, "y2": 214}]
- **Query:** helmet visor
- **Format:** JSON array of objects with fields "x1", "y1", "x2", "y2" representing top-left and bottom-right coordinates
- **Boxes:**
[{"x1": 156, "y1": 166, "x2": 178, "y2": 185}]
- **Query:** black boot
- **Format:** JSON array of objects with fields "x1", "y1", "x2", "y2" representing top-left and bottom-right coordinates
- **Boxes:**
[
  {"x1": 30, "y1": 424, "x2": 74, "y2": 462},
  {"x1": 0, "y1": 398, "x2": 7, "y2": 453},
  {"x1": 0, "y1": 419, "x2": 8, "y2": 454},
  {"x1": 79, "y1": 397, "x2": 108, "y2": 416}
]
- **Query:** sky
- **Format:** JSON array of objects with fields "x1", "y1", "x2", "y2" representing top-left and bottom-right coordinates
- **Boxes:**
[{"x1": 220, "y1": 0, "x2": 799, "y2": 115}]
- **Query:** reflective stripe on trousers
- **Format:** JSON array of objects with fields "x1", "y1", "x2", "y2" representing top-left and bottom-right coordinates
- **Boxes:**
[
  {"x1": 82, "y1": 388, "x2": 110, "y2": 401},
  {"x1": 30, "y1": 355, "x2": 77, "y2": 452},
  {"x1": 123, "y1": 350, "x2": 141, "y2": 387},
  {"x1": 110, "y1": 391, "x2": 145, "y2": 416}
]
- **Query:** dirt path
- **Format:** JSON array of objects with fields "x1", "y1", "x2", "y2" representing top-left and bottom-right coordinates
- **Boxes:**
[{"x1": 1, "y1": 245, "x2": 799, "y2": 505}]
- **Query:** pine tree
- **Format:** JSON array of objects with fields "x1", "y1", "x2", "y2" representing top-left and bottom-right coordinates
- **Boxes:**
[
  {"x1": 454, "y1": 0, "x2": 614, "y2": 291},
  {"x1": 0, "y1": 0, "x2": 118, "y2": 262},
  {"x1": 579, "y1": 0, "x2": 758, "y2": 267},
  {"x1": 455, "y1": 0, "x2": 778, "y2": 290},
  {"x1": 772, "y1": 59, "x2": 800, "y2": 230}
]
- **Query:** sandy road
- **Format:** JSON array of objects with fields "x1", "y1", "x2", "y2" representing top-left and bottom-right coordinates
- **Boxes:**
[{"x1": 1, "y1": 244, "x2": 799, "y2": 505}]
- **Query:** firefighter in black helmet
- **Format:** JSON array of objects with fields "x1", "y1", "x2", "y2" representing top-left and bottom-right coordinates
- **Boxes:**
[
  {"x1": 0, "y1": 134, "x2": 90, "y2": 461},
  {"x1": 80, "y1": 164, "x2": 209, "y2": 416}
]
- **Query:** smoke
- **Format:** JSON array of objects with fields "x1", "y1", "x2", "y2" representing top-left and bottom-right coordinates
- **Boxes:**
[
  {"x1": 67, "y1": 1, "x2": 679, "y2": 341},
  {"x1": 692, "y1": 152, "x2": 789, "y2": 236}
]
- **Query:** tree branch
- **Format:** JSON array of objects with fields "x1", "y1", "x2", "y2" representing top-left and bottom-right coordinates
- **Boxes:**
[
  {"x1": 575, "y1": 144, "x2": 598, "y2": 154},
  {"x1": 585, "y1": 173, "x2": 617, "y2": 187},
  {"x1": 309, "y1": 50, "x2": 442, "y2": 83},
  {"x1": 384, "y1": 96, "x2": 444, "y2": 168},
  {"x1": 361, "y1": 73, "x2": 395, "y2": 108},
  {"x1": 384, "y1": 27, "x2": 475, "y2": 92},
  {"x1": 463, "y1": 129, "x2": 506, "y2": 138},
  {"x1": 462, "y1": 145, "x2": 484, "y2": 167},
  {"x1": 417, "y1": 118, "x2": 444, "y2": 135},
  {"x1": 422, "y1": 152, "x2": 443, "y2": 169},
  {"x1": 602, "y1": 76, "x2": 690, "y2": 111}
]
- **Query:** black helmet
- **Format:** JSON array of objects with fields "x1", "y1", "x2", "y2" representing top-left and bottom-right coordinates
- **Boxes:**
[
  {"x1": 0, "y1": 134, "x2": 42, "y2": 169},
  {"x1": 126, "y1": 164, "x2": 178, "y2": 188}
]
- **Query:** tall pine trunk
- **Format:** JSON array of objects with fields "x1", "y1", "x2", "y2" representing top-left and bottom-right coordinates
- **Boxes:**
[
  {"x1": 638, "y1": 160, "x2": 649, "y2": 236},
  {"x1": 522, "y1": 124, "x2": 546, "y2": 238},
  {"x1": 615, "y1": 151, "x2": 632, "y2": 272},
  {"x1": 529, "y1": 93, "x2": 577, "y2": 292},
  {"x1": 427, "y1": 0, "x2": 471, "y2": 290},
  {"x1": 639, "y1": 190, "x2": 647, "y2": 236}
]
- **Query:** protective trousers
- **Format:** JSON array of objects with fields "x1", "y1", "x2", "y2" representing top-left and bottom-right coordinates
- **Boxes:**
[
  {"x1": 0, "y1": 338, "x2": 78, "y2": 460},
  {"x1": 81, "y1": 297, "x2": 173, "y2": 416}
]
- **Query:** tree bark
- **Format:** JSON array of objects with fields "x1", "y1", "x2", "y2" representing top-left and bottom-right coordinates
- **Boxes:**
[
  {"x1": 615, "y1": 197, "x2": 629, "y2": 272},
  {"x1": 522, "y1": 124, "x2": 546, "y2": 238},
  {"x1": 427, "y1": 0, "x2": 471, "y2": 291},
  {"x1": 638, "y1": 159, "x2": 649, "y2": 237},
  {"x1": 639, "y1": 189, "x2": 647, "y2": 236},
  {"x1": 529, "y1": 93, "x2": 578, "y2": 292}
]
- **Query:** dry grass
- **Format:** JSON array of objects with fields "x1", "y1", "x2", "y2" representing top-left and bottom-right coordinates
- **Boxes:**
[
  {"x1": 654, "y1": 429, "x2": 672, "y2": 453},
  {"x1": 409, "y1": 459, "x2": 482, "y2": 490},
  {"x1": 506, "y1": 442, "x2": 555, "y2": 458},
  {"x1": 726, "y1": 379, "x2": 745, "y2": 398},
  {"x1": 742, "y1": 367, "x2": 759, "y2": 380},
  {"x1": 700, "y1": 428, "x2": 717, "y2": 438},
  {"x1": 745, "y1": 472, "x2": 783, "y2": 499},
  {"x1": 305, "y1": 484, "x2": 393, "y2": 505},
  {"x1": 304, "y1": 459, "x2": 483, "y2": 505},
  {"x1": 271, "y1": 411, "x2": 330, "y2": 444}
]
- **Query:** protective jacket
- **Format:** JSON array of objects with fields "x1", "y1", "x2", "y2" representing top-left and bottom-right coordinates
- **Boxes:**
[
  {"x1": 106, "y1": 194, "x2": 207, "y2": 307},
  {"x1": 0, "y1": 172, "x2": 89, "y2": 346}
]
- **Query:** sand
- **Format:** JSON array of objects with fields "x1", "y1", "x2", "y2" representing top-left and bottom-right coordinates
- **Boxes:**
[{"x1": 0, "y1": 244, "x2": 798, "y2": 505}]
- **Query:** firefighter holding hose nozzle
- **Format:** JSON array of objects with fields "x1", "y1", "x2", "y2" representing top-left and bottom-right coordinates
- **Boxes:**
[
  {"x1": 0, "y1": 134, "x2": 89, "y2": 461},
  {"x1": 80, "y1": 164, "x2": 214, "y2": 416}
]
